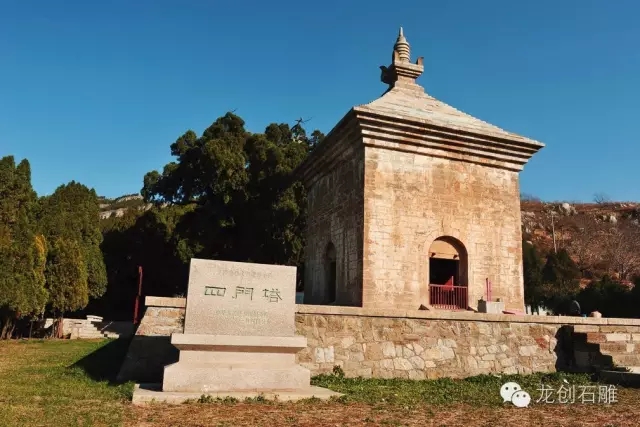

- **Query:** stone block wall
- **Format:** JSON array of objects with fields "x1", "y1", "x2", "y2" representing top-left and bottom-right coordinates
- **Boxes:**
[
  {"x1": 304, "y1": 139, "x2": 365, "y2": 307},
  {"x1": 119, "y1": 297, "x2": 640, "y2": 383},
  {"x1": 296, "y1": 305, "x2": 559, "y2": 379},
  {"x1": 117, "y1": 297, "x2": 184, "y2": 383},
  {"x1": 362, "y1": 147, "x2": 524, "y2": 311}
]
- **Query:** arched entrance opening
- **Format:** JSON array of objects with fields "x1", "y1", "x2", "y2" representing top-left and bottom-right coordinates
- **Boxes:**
[
  {"x1": 428, "y1": 236, "x2": 468, "y2": 310},
  {"x1": 324, "y1": 242, "x2": 337, "y2": 304}
]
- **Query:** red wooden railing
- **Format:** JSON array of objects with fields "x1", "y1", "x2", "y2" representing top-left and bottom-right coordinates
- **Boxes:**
[
  {"x1": 133, "y1": 266, "x2": 143, "y2": 325},
  {"x1": 429, "y1": 279, "x2": 468, "y2": 310}
]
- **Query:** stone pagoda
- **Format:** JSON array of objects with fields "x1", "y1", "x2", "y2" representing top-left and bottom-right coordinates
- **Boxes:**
[{"x1": 297, "y1": 28, "x2": 544, "y2": 312}]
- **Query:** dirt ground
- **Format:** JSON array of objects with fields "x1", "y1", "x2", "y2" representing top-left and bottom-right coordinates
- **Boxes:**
[{"x1": 127, "y1": 396, "x2": 640, "y2": 427}]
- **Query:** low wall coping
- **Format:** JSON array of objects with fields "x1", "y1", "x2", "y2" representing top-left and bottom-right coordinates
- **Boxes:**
[
  {"x1": 145, "y1": 296, "x2": 186, "y2": 308},
  {"x1": 295, "y1": 304, "x2": 640, "y2": 326},
  {"x1": 142, "y1": 296, "x2": 640, "y2": 327}
]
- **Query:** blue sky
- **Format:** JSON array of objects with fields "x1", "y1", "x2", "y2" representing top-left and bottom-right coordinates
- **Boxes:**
[{"x1": 1, "y1": 1, "x2": 639, "y2": 202}]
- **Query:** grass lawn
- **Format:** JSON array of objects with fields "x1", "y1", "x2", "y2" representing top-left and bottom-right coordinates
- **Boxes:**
[
  {"x1": 0, "y1": 339, "x2": 133, "y2": 426},
  {"x1": 1, "y1": 339, "x2": 640, "y2": 426}
]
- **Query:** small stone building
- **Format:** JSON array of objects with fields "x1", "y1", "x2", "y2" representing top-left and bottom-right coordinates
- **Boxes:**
[{"x1": 297, "y1": 29, "x2": 544, "y2": 312}]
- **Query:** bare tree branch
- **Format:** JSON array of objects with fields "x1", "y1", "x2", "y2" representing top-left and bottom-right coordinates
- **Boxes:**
[
  {"x1": 594, "y1": 192, "x2": 611, "y2": 204},
  {"x1": 600, "y1": 219, "x2": 640, "y2": 280}
]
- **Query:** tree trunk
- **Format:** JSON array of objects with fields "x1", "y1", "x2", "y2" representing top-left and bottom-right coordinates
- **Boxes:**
[
  {"x1": 53, "y1": 315, "x2": 64, "y2": 339},
  {"x1": 0, "y1": 316, "x2": 15, "y2": 340}
]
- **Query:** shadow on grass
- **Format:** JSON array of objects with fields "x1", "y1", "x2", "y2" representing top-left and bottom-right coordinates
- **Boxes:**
[{"x1": 70, "y1": 338, "x2": 132, "y2": 385}]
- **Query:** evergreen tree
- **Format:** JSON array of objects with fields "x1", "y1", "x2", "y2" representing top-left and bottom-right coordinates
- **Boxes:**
[
  {"x1": 577, "y1": 275, "x2": 635, "y2": 318},
  {"x1": 45, "y1": 238, "x2": 89, "y2": 336},
  {"x1": 522, "y1": 240, "x2": 544, "y2": 313},
  {"x1": 96, "y1": 205, "x2": 195, "y2": 319},
  {"x1": 0, "y1": 156, "x2": 48, "y2": 339},
  {"x1": 137, "y1": 112, "x2": 320, "y2": 295},
  {"x1": 39, "y1": 181, "x2": 107, "y2": 299},
  {"x1": 541, "y1": 248, "x2": 581, "y2": 314},
  {"x1": 98, "y1": 112, "x2": 324, "y2": 318}
]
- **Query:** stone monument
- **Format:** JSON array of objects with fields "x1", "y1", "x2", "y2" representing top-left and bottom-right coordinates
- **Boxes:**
[{"x1": 133, "y1": 258, "x2": 340, "y2": 403}]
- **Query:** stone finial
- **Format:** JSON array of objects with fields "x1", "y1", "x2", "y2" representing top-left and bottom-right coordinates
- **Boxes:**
[
  {"x1": 393, "y1": 27, "x2": 411, "y2": 62},
  {"x1": 380, "y1": 27, "x2": 425, "y2": 91}
]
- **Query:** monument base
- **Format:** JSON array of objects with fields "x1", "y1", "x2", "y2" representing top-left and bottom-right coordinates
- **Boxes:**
[
  {"x1": 132, "y1": 383, "x2": 343, "y2": 405},
  {"x1": 163, "y1": 364, "x2": 311, "y2": 392},
  {"x1": 162, "y1": 333, "x2": 313, "y2": 393}
]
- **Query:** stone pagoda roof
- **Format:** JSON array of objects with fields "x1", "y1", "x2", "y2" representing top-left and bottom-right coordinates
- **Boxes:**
[
  {"x1": 296, "y1": 28, "x2": 544, "y2": 185},
  {"x1": 355, "y1": 80, "x2": 543, "y2": 147}
]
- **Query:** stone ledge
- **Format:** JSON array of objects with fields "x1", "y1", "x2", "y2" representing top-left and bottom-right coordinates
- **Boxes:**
[
  {"x1": 145, "y1": 296, "x2": 186, "y2": 308},
  {"x1": 171, "y1": 333, "x2": 307, "y2": 352},
  {"x1": 141, "y1": 298, "x2": 640, "y2": 327},
  {"x1": 295, "y1": 304, "x2": 640, "y2": 327}
]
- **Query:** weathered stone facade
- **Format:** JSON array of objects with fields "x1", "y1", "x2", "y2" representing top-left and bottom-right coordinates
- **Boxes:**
[
  {"x1": 119, "y1": 298, "x2": 640, "y2": 383},
  {"x1": 296, "y1": 29, "x2": 543, "y2": 311},
  {"x1": 302, "y1": 138, "x2": 364, "y2": 307},
  {"x1": 362, "y1": 150, "x2": 524, "y2": 311}
]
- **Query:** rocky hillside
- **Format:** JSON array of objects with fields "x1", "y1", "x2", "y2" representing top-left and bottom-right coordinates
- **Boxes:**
[
  {"x1": 98, "y1": 194, "x2": 150, "y2": 219},
  {"x1": 521, "y1": 199, "x2": 640, "y2": 282}
]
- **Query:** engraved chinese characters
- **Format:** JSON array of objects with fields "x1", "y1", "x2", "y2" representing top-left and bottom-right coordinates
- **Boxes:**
[
  {"x1": 183, "y1": 259, "x2": 297, "y2": 337},
  {"x1": 204, "y1": 286, "x2": 226, "y2": 297},
  {"x1": 203, "y1": 285, "x2": 284, "y2": 303}
]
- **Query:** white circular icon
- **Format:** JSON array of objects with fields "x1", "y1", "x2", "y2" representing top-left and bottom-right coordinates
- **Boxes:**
[
  {"x1": 500, "y1": 382, "x2": 522, "y2": 402},
  {"x1": 511, "y1": 390, "x2": 531, "y2": 408}
]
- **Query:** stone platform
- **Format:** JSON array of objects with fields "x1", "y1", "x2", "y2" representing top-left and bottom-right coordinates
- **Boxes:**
[
  {"x1": 132, "y1": 383, "x2": 342, "y2": 405},
  {"x1": 163, "y1": 333, "x2": 311, "y2": 393}
]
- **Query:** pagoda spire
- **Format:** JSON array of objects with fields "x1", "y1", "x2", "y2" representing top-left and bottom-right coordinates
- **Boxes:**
[
  {"x1": 380, "y1": 27, "x2": 424, "y2": 92},
  {"x1": 393, "y1": 27, "x2": 410, "y2": 62}
]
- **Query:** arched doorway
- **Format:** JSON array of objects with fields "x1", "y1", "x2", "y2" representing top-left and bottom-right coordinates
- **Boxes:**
[
  {"x1": 324, "y1": 242, "x2": 337, "y2": 304},
  {"x1": 428, "y1": 236, "x2": 468, "y2": 310}
]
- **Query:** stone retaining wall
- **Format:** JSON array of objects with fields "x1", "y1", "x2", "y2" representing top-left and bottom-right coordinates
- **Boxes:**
[
  {"x1": 296, "y1": 310, "x2": 558, "y2": 379},
  {"x1": 117, "y1": 297, "x2": 640, "y2": 383},
  {"x1": 117, "y1": 297, "x2": 184, "y2": 382}
]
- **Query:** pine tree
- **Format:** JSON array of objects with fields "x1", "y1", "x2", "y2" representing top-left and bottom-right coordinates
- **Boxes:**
[
  {"x1": 39, "y1": 181, "x2": 107, "y2": 297},
  {"x1": 522, "y1": 240, "x2": 544, "y2": 313},
  {"x1": 38, "y1": 181, "x2": 107, "y2": 333},
  {"x1": 45, "y1": 238, "x2": 89, "y2": 336},
  {"x1": 542, "y1": 248, "x2": 581, "y2": 314},
  {"x1": 0, "y1": 156, "x2": 48, "y2": 339}
]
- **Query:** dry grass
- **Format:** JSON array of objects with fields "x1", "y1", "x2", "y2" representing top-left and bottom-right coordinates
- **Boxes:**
[
  {"x1": 2, "y1": 339, "x2": 640, "y2": 427},
  {"x1": 127, "y1": 395, "x2": 640, "y2": 427}
]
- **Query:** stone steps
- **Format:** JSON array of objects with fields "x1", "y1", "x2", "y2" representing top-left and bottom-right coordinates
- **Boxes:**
[
  {"x1": 72, "y1": 321, "x2": 122, "y2": 339},
  {"x1": 610, "y1": 354, "x2": 640, "y2": 367},
  {"x1": 576, "y1": 330, "x2": 640, "y2": 372}
]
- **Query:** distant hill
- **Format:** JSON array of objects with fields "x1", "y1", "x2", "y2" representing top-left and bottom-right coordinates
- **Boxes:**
[
  {"x1": 98, "y1": 194, "x2": 150, "y2": 219},
  {"x1": 521, "y1": 198, "x2": 640, "y2": 285}
]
